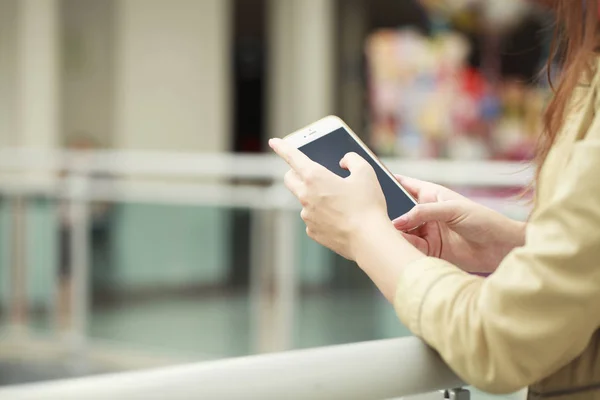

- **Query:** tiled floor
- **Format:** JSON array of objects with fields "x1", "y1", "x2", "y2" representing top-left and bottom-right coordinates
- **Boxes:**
[{"x1": 88, "y1": 291, "x2": 411, "y2": 357}]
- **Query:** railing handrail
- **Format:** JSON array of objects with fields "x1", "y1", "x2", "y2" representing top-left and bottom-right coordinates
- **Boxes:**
[
  {"x1": 0, "y1": 147, "x2": 533, "y2": 187},
  {"x1": 0, "y1": 337, "x2": 464, "y2": 400},
  {"x1": 0, "y1": 176, "x2": 531, "y2": 219}
]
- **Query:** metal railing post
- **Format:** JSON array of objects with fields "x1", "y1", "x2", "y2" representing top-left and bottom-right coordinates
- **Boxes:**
[
  {"x1": 250, "y1": 186, "x2": 298, "y2": 353},
  {"x1": 445, "y1": 388, "x2": 471, "y2": 400},
  {"x1": 0, "y1": 197, "x2": 7, "y2": 329},
  {"x1": 249, "y1": 207, "x2": 273, "y2": 353},
  {"x1": 65, "y1": 171, "x2": 91, "y2": 353},
  {"x1": 8, "y1": 195, "x2": 28, "y2": 338},
  {"x1": 271, "y1": 205, "x2": 297, "y2": 351}
]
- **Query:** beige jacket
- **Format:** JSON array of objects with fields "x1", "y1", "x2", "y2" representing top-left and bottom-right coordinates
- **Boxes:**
[{"x1": 394, "y1": 72, "x2": 600, "y2": 398}]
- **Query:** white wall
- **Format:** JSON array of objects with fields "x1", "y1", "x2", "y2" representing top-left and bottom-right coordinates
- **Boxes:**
[
  {"x1": 2, "y1": 0, "x2": 238, "y2": 151},
  {"x1": 114, "y1": 0, "x2": 232, "y2": 152},
  {"x1": 16, "y1": 0, "x2": 60, "y2": 149},
  {"x1": 62, "y1": 0, "x2": 115, "y2": 147},
  {"x1": 0, "y1": 0, "x2": 60, "y2": 149},
  {"x1": 62, "y1": 0, "x2": 233, "y2": 151},
  {"x1": 0, "y1": 0, "x2": 18, "y2": 147},
  {"x1": 268, "y1": 0, "x2": 335, "y2": 139}
]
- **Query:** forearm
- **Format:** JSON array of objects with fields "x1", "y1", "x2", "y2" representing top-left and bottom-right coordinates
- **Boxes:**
[
  {"x1": 353, "y1": 217, "x2": 426, "y2": 302},
  {"x1": 353, "y1": 219, "x2": 526, "y2": 393}
]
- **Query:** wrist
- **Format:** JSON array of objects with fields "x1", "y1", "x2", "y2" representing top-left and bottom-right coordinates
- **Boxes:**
[
  {"x1": 508, "y1": 220, "x2": 527, "y2": 248},
  {"x1": 491, "y1": 219, "x2": 526, "y2": 271},
  {"x1": 351, "y1": 211, "x2": 424, "y2": 266},
  {"x1": 351, "y1": 212, "x2": 426, "y2": 302},
  {"x1": 350, "y1": 212, "x2": 390, "y2": 261}
]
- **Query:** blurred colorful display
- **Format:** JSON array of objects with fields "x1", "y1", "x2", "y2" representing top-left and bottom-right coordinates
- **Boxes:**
[
  {"x1": 417, "y1": 0, "x2": 531, "y2": 33},
  {"x1": 366, "y1": 28, "x2": 550, "y2": 161}
]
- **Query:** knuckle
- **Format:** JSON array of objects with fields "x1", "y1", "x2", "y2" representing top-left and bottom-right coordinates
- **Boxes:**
[
  {"x1": 305, "y1": 227, "x2": 315, "y2": 239},
  {"x1": 300, "y1": 209, "x2": 310, "y2": 222},
  {"x1": 283, "y1": 170, "x2": 296, "y2": 188},
  {"x1": 298, "y1": 190, "x2": 310, "y2": 207},
  {"x1": 361, "y1": 165, "x2": 374, "y2": 175},
  {"x1": 303, "y1": 167, "x2": 319, "y2": 184},
  {"x1": 357, "y1": 161, "x2": 372, "y2": 174}
]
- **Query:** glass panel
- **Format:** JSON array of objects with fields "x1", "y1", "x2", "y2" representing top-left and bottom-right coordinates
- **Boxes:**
[
  {"x1": 293, "y1": 217, "x2": 412, "y2": 350},
  {"x1": 88, "y1": 203, "x2": 252, "y2": 360},
  {"x1": 26, "y1": 197, "x2": 59, "y2": 334}
]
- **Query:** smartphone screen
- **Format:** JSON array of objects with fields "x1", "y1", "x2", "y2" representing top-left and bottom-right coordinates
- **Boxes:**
[{"x1": 298, "y1": 127, "x2": 416, "y2": 220}]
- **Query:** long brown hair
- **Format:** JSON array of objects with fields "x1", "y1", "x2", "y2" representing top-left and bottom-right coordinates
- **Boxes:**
[{"x1": 538, "y1": 0, "x2": 600, "y2": 177}]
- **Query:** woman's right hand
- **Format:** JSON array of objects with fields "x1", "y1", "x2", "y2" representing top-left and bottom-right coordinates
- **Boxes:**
[{"x1": 393, "y1": 175, "x2": 526, "y2": 274}]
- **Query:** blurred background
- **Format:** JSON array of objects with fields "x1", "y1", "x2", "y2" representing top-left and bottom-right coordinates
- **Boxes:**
[{"x1": 0, "y1": 0, "x2": 551, "y2": 397}]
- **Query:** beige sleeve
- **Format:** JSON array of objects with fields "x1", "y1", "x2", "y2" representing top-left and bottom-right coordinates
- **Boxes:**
[{"x1": 394, "y1": 138, "x2": 600, "y2": 394}]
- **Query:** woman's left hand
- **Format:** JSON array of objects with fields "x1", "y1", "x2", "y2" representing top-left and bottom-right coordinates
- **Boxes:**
[{"x1": 269, "y1": 138, "x2": 390, "y2": 261}]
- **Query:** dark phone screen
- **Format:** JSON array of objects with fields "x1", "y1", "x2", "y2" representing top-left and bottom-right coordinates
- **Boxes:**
[{"x1": 298, "y1": 128, "x2": 416, "y2": 220}]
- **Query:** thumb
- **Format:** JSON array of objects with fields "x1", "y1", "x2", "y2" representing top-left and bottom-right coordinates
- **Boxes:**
[
  {"x1": 340, "y1": 152, "x2": 371, "y2": 175},
  {"x1": 393, "y1": 201, "x2": 465, "y2": 231}
]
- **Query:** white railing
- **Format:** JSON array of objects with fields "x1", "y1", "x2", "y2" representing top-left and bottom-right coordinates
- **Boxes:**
[
  {"x1": 0, "y1": 337, "x2": 465, "y2": 400},
  {"x1": 0, "y1": 148, "x2": 533, "y2": 186},
  {"x1": 0, "y1": 149, "x2": 531, "y2": 398}
]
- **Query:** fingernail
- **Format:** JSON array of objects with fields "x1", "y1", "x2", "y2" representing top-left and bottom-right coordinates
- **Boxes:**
[{"x1": 394, "y1": 216, "x2": 407, "y2": 226}]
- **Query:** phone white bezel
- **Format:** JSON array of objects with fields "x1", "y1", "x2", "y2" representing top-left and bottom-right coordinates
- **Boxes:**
[{"x1": 284, "y1": 115, "x2": 418, "y2": 207}]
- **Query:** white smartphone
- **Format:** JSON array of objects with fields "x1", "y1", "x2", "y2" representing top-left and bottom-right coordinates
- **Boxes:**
[{"x1": 284, "y1": 115, "x2": 417, "y2": 221}]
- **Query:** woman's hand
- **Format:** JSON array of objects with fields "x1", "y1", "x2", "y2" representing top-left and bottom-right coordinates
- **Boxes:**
[
  {"x1": 394, "y1": 176, "x2": 526, "y2": 274},
  {"x1": 269, "y1": 138, "x2": 391, "y2": 261}
]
